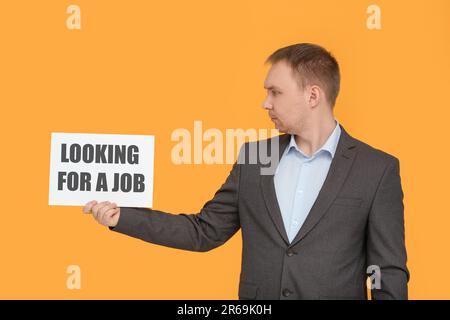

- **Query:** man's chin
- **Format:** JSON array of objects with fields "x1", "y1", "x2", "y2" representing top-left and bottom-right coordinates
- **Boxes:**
[
  {"x1": 273, "y1": 124, "x2": 287, "y2": 134},
  {"x1": 271, "y1": 119, "x2": 287, "y2": 133}
]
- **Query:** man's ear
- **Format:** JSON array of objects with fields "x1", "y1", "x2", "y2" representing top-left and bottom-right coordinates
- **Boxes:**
[{"x1": 307, "y1": 85, "x2": 321, "y2": 108}]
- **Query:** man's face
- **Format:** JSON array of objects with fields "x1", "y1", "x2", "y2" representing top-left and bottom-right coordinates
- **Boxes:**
[{"x1": 262, "y1": 60, "x2": 310, "y2": 134}]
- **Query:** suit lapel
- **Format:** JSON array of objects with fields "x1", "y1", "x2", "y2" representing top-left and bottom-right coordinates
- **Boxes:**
[
  {"x1": 289, "y1": 125, "x2": 358, "y2": 247},
  {"x1": 260, "y1": 125, "x2": 358, "y2": 247},
  {"x1": 260, "y1": 133, "x2": 291, "y2": 245}
]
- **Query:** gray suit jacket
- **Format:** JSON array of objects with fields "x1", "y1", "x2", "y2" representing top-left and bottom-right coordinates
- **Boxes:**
[{"x1": 110, "y1": 125, "x2": 409, "y2": 300}]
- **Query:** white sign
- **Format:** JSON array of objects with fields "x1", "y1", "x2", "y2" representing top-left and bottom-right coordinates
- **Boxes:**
[{"x1": 48, "y1": 132, "x2": 154, "y2": 208}]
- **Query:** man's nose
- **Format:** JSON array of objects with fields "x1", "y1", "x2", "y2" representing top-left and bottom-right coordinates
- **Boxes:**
[{"x1": 261, "y1": 99, "x2": 273, "y2": 110}]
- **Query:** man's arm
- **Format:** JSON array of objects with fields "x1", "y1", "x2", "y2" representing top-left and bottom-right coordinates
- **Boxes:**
[
  {"x1": 102, "y1": 159, "x2": 241, "y2": 252},
  {"x1": 366, "y1": 157, "x2": 410, "y2": 300}
]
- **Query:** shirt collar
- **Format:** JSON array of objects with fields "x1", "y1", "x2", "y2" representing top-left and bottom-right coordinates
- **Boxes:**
[{"x1": 287, "y1": 120, "x2": 341, "y2": 159}]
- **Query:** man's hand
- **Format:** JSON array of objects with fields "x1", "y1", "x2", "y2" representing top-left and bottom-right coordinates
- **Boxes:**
[{"x1": 83, "y1": 200, "x2": 120, "y2": 227}]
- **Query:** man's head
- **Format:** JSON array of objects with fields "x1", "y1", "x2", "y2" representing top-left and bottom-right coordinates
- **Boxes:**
[{"x1": 262, "y1": 43, "x2": 340, "y2": 134}]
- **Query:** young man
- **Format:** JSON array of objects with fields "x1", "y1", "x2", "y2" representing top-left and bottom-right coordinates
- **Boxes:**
[{"x1": 84, "y1": 43, "x2": 409, "y2": 300}]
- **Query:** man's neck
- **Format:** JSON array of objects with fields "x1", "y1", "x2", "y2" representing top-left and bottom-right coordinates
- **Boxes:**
[{"x1": 293, "y1": 115, "x2": 337, "y2": 157}]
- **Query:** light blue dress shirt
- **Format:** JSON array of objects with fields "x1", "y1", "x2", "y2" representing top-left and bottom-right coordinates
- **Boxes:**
[{"x1": 274, "y1": 120, "x2": 341, "y2": 243}]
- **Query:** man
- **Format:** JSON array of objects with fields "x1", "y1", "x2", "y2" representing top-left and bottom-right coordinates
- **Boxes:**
[{"x1": 83, "y1": 43, "x2": 409, "y2": 300}]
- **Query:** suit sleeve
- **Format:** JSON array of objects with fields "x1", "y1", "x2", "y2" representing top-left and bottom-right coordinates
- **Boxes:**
[
  {"x1": 366, "y1": 157, "x2": 410, "y2": 300},
  {"x1": 108, "y1": 158, "x2": 241, "y2": 252}
]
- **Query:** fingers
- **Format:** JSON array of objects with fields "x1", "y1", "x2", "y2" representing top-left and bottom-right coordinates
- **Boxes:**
[
  {"x1": 91, "y1": 201, "x2": 111, "y2": 219},
  {"x1": 97, "y1": 202, "x2": 117, "y2": 224},
  {"x1": 102, "y1": 207, "x2": 120, "y2": 227},
  {"x1": 83, "y1": 200, "x2": 98, "y2": 213},
  {"x1": 83, "y1": 200, "x2": 120, "y2": 227}
]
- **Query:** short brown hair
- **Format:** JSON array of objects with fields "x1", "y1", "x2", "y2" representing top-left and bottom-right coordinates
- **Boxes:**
[{"x1": 266, "y1": 43, "x2": 340, "y2": 107}]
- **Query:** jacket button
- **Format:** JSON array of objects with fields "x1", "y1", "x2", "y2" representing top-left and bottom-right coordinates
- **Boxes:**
[
  {"x1": 282, "y1": 289, "x2": 293, "y2": 297},
  {"x1": 286, "y1": 249, "x2": 296, "y2": 257}
]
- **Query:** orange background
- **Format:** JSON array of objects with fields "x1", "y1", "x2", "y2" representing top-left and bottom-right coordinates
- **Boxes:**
[{"x1": 0, "y1": 0, "x2": 449, "y2": 299}]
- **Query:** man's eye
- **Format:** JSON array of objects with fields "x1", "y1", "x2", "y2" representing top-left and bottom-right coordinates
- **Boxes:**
[{"x1": 271, "y1": 90, "x2": 280, "y2": 96}]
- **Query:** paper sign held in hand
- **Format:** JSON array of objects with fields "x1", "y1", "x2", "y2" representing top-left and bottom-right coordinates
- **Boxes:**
[{"x1": 48, "y1": 132, "x2": 154, "y2": 208}]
